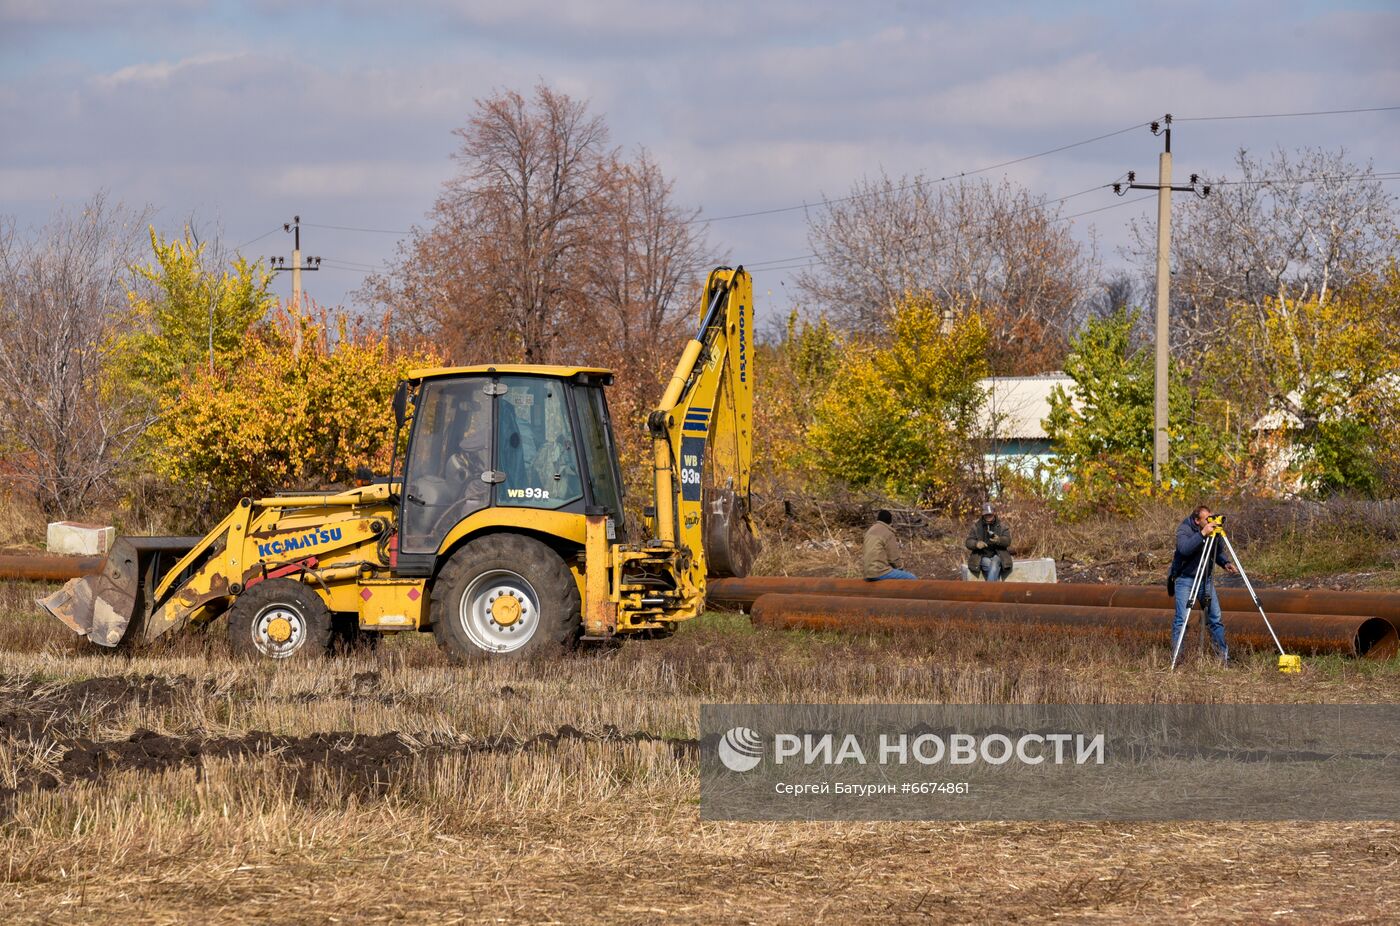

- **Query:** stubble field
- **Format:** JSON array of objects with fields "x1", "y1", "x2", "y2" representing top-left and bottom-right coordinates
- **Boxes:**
[{"x1": 1, "y1": 578, "x2": 1397, "y2": 924}]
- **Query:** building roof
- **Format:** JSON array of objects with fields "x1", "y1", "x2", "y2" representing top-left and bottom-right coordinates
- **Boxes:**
[{"x1": 977, "y1": 373, "x2": 1076, "y2": 441}]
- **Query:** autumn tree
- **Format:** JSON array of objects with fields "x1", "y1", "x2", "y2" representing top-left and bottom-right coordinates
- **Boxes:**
[
  {"x1": 797, "y1": 174, "x2": 1095, "y2": 374},
  {"x1": 362, "y1": 84, "x2": 711, "y2": 369},
  {"x1": 361, "y1": 86, "x2": 712, "y2": 498},
  {"x1": 586, "y1": 149, "x2": 707, "y2": 362},
  {"x1": 1045, "y1": 308, "x2": 1235, "y2": 517},
  {"x1": 752, "y1": 311, "x2": 840, "y2": 491},
  {"x1": 112, "y1": 226, "x2": 276, "y2": 410},
  {"x1": 1229, "y1": 265, "x2": 1400, "y2": 495},
  {"x1": 806, "y1": 294, "x2": 989, "y2": 506},
  {"x1": 148, "y1": 303, "x2": 440, "y2": 521},
  {"x1": 1132, "y1": 147, "x2": 1397, "y2": 364},
  {"x1": 0, "y1": 196, "x2": 150, "y2": 517}
]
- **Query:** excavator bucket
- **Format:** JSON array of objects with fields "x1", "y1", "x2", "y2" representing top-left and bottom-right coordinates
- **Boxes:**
[
  {"x1": 704, "y1": 487, "x2": 760, "y2": 578},
  {"x1": 38, "y1": 537, "x2": 198, "y2": 647}
]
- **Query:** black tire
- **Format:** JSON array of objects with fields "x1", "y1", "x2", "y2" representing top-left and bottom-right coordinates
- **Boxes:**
[
  {"x1": 227, "y1": 579, "x2": 333, "y2": 661},
  {"x1": 430, "y1": 534, "x2": 580, "y2": 660}
]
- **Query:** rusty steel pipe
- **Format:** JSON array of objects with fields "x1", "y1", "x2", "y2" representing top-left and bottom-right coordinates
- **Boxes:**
[
  {"x1": 0, "y1": 553, "x2": 105, "y2": 583},
  {"x1": 749, "y1": 594, "x2": 1400, "y2": 659},
  {"x1": 710, "y1": 577, "x2": 1400, "y2": 625}
]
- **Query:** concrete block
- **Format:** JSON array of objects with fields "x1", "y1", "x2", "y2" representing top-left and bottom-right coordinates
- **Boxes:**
[
  {"x1": 961, "y1": 557, "x2": 1058, "y2": 583},
  {"x1": 46, "y1": 521, "x2": 116, "y2": 556}
]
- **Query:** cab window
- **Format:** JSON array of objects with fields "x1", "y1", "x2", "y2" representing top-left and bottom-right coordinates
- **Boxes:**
[
  {"x1": 400, "y1": 377, "x2": 491, "y2": 553},
  {"x1": 575, "y1": 384, "x2": 624, "y2": 517},
  {"x1": 495, "y1": 376, "x2": 582, "y2": 510}
]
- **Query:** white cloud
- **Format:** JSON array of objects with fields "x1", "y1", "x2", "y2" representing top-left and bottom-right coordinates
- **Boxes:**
[{"x1": 96, "y1": 52, "x2": 249, "y2": 88}]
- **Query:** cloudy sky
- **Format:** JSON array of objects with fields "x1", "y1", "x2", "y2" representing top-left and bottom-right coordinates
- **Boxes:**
[{"x1": 3, "y1": 0, "x2": 1397, "y2": 318}]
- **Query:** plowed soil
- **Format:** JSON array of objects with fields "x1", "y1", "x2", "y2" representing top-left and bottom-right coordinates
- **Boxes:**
[{"x1": 0, "y1": 674, "x2": 694, "y2": 808}]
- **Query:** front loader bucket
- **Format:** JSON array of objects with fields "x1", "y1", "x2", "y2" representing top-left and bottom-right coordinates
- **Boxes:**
[
  {"x1": 38, "y1": 538, "x2": 142, "y2": 647},
  {"x1": 37, "y1": 536, "x2": 200, "y2": 648}
]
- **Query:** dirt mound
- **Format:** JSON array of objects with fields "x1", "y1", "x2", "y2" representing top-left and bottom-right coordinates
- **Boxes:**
[
  {"x1": 3, "y1": 716, "x2": 697, "y2": 812},
  {"x1": 0, "y1": 673, "x2": 187, "y2": 740},
  {"x1": 0, "y1": 670, "x2": 698, "y2": 814},
  {"x1": 48, "y1": 729, "x2": 417, "y2": 798}
]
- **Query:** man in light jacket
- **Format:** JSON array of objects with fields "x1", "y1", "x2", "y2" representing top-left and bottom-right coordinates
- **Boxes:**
[{"x1": 863, "y1": 510, "x2": 915, "y2": 581}]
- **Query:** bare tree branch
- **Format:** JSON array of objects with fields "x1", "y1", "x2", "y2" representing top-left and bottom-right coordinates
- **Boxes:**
[
  {"x1": 0, "y1": 194, "x2": 151, "y2": 517},
  {"x1": 797, "y1": 173, "x2": 1095, "y2": 374}
]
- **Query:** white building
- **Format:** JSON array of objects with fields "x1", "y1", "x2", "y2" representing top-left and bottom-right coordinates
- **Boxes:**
[{"x1": 976, "y1": 373, "x2": 1076, "y2": 479}]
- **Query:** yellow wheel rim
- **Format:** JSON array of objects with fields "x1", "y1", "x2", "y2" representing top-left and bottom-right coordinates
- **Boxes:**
[
  {"x1": 266, "y1": 616, "x2": 293, "y2": 644},
  {"x1": 490, "y1": 595, "x2": 522, "y2": 627}
]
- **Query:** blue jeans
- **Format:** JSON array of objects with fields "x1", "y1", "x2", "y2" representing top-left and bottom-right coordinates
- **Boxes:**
[
  {"x1": 870, "y1": 568, "x2": 916, "y2": 581},
  {"x1": 979, "y1": 556, "x2": 1003, "y2": 582},
  {"x1": 1171, "y1": 576, "x2": 1228, "y2": 661}
]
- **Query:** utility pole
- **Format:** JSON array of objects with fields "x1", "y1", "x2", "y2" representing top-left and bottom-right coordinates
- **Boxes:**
[
  {"x1": 266, "y1": 216, "x2": 321, "y2": 355},
  {"x1": 1114, "y1": 115, "x2": 1210, "y2": 489}
]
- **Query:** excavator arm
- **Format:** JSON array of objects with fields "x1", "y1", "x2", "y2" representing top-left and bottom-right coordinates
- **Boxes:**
[{"x1": 647, "y1": 266, "x2": 758, "y2": 579}]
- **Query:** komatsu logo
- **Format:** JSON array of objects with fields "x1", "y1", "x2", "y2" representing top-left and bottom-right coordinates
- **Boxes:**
[
  {"x1": 738, "y1": 306, "x2": 748, "y2": 383},
  {"x1": 258, "y1": 527, "x2": 343, "y2": 558}
]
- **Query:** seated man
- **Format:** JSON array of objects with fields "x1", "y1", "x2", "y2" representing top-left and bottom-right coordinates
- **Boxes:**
[
  {"x1": 965, "y1": 503, "x2": 1013, "y2": 581},
  {"x1": 863, "y1": 510, "x2": 915, "y2": 581}
]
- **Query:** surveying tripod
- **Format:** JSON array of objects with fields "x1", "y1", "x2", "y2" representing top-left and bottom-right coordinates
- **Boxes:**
[{"x1": 1170, "y1": 517, "x2": 1299, "y2": 672}]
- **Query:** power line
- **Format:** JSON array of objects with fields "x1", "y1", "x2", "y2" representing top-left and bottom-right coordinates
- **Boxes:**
[
  {"x1": 1060, "y1": 193, "x2": 1155, "y2": 220},
  {"x1": 696, "y1": 105, "x2": 1399, "y2": 228},
  {"x1": 233, "y1": 226, "x2": 282, "y2": 250},
  {"x1": 1175, "y1": 104, "x2": 1400, "y2": 122},
  {"x1": 684, "y1": 120, "x2": 1151, "y2": 226},
  {"x1": 745, "y1": 180, "x2": 1125, "y2": 271},
  {"x1": 303, "y1": 222, "x2": 413, "y2": 235},
  {"x1": 1210, "y1": 170, "x2": 1400, "y2": 187},
  {"x1": 747, "y1": 193, "x2": 1157, "y2": 278},
  {"x1": 321, "y1": 257, "x2": 386, "y2": 271}
]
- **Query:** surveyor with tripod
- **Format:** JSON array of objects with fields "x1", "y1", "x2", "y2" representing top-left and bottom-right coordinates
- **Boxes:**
[{"x1": 1168, "y1": 505, "x2": 1238, "y2": 664}]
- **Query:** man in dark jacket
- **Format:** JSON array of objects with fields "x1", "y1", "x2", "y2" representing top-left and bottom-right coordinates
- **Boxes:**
[
  {"x1": 1169, "y1": 504, "x2": 1238, "y2": 663},
  {"x1": 965, "y1": 504, "x2": 1013, "y2": 581}
]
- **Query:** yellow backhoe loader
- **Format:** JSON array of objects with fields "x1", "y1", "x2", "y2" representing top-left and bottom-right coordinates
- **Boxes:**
[{"x1": 40, "y1": 267, "x2": 757, "y2": 660}]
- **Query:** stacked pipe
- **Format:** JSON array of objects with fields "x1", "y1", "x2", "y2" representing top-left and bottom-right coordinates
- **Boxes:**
[
  {"x1": 0, "y1": 554, "x2": 106, "y2": 583},
  {"x1": 709, "y1": 577, "x2": 1400, "y2": 660}
]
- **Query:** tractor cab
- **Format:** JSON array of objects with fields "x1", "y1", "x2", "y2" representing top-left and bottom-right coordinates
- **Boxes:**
[{"x1": 393, "y1": 366, "x2": 626, "y2": 568}]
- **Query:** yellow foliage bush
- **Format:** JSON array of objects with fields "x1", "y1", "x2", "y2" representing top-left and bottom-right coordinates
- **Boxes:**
[
  {"x1": 148, "y1": 305, "x2": 440, "y2": 517},
  {"x1": 806, "y1": 295, "x2": 989, "y2": 506}
]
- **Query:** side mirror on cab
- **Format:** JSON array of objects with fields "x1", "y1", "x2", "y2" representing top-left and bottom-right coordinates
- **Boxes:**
[{"x1": 392, "y1": 381, "x2": 410, "y2": 428}]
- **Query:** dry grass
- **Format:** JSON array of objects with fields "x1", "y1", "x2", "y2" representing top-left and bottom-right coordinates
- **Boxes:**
[
  {"x1": 2, "y1": 572, "x2": 1399, "y2": 924},
  {"x1": 0, "y1": 490, "x2": 44, "y2": 552}
]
